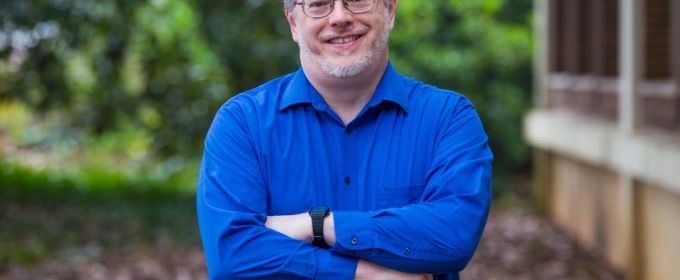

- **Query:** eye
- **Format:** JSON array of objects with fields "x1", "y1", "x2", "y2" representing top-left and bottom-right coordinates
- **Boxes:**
[{"x1": 308, "y1": 0, "x2": 330, "y2": 8}]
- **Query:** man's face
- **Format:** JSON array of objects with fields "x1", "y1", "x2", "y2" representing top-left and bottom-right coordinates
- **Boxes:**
[{"x1": 286, "y1": 0, "x2": 396, "y2": 78}]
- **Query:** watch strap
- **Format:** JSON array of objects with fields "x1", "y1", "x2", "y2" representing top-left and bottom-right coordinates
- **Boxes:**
[{"x1": 309, "y1": 206, "x2": 331, "y2": 248}]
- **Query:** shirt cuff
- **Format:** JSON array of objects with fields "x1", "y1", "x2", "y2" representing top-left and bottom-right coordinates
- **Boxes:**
[{"x1": 330, "y1": 211, "x2": 374, "y2": 257}]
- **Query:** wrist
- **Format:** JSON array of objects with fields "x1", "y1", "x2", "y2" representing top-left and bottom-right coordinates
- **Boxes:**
[
  {"x1": 309, "y1": 206, "x2": 332, "y2": 248},
  {"x1": 323, "y1": 212, "x2": 336, "y2": 246},
  {"x1": 301, "y1": 212, "x2": 314, "y2": 243}
]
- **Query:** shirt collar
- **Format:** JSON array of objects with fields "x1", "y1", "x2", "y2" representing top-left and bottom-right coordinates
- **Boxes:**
[{"x1": 279, "y1": 61, "x2": 410, "y2": 114}]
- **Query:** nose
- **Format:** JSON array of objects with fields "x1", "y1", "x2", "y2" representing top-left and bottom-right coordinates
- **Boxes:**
[{"x1": 327, "y1": 0, "x2": 353, "y2": 26}]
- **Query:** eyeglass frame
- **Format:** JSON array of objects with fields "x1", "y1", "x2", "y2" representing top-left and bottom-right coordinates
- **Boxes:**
[{"x1": 294, "y1": 0, "x2": 377, "y2": 19}]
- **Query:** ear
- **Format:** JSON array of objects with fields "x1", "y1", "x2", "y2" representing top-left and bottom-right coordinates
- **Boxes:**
[
  {"x1": 286, "y1": 10, "x2": 299, "y2": 43},
  {"x1": 387, "y1": 0, "x2": 397, "y2": 31}
]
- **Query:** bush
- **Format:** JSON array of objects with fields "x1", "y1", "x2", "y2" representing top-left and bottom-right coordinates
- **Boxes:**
[{"x1": 1, "y1": 0, "x2": 533, "y2": 195}]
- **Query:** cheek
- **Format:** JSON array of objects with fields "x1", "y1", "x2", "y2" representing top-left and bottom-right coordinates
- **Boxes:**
[{"x1": 298, "y1": 27, "x2": 320, "y2": 45}]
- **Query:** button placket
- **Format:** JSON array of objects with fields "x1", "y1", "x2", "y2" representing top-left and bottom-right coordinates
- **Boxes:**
[{"x1": 340, "y1": 124, "x2": 357, "y2": 209}]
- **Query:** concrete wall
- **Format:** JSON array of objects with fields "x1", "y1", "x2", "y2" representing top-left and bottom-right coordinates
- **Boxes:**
[
  {"x1": 526, "y1": 110, "x2": 680, "y2": 279},
  {"x1": 639, "y1": 182, "x2": 680, "y2": 280},
  {"x1": 543, "y1": 152, "x2": 680, "y2": 279},
  {"x1": 530, "y1": 0, "x2": 680, "y2": 278},
  {"x1": 548, "y1": 156, "x2": 624, "y2": 269}
]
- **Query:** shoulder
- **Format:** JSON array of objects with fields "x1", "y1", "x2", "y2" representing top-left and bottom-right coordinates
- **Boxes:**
[
  {"x1": 207, "y1": 73, "x2": 295, "y2": 134},
  {"x1": 400, "y1": 75, "x2": 475, "y2": 114},
  {"x1": 219, "y1": 73, "x2": 295, "y2": 114}
]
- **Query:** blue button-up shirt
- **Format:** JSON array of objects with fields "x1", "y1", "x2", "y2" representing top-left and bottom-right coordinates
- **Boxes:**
[{"x1": 197, "y1": 62, "x2": 493, "y2": 280}]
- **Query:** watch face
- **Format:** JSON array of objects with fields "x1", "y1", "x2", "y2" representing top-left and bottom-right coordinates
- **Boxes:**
[{"x1": 310, "y1": 206, "x2": 330, "y2": 216}]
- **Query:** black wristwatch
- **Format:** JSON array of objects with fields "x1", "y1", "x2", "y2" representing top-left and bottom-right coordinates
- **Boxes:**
[{"x1": 308, "y1": 206, "x2": 331, "y2": 248}]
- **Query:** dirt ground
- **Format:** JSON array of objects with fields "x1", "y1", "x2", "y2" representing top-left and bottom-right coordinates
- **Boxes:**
[
  {"x1": 460, "y1": 208, "x2": 625, "y2": 280},
  {"x1": 1, "y1": 207, "x2": 625, "y2": 280}
]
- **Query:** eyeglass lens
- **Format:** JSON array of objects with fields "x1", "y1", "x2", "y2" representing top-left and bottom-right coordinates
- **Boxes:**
[{"x1": 303, "y1": 0, "x2": 375, "y2": 18}]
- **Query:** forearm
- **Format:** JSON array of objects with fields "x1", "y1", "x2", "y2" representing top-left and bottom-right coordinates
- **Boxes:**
[
  {"x1": 267, "y1": 175, "x2": 491, "y2": 275},
  {"x1": 300, "y1": 195, "x2": 487, "y2": 275},
  {"x1": 263, "y1": 212, "x2": 337, "y2": 246},
  {"x1": 266, "y1": 195, "x2": 488, "y2": 275},
  {"x1": 265, "y1": 214, "x2": 431, "y2": 280},
  {"x1": 330, "y1": 188, "x2": 490, "y2": 274},
  {"x1": 198, "y1": 195, "x2": 357, "y2": 279}
]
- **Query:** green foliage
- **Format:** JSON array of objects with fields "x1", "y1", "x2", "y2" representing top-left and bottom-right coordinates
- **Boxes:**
[
  {"x1": 390, "y1": 0, "x2": 534, "y2": 191},
  {"x1": 1, "y1": 0, "x2": 533, "y2": 190},
  {"x1": 0, "y1": 0, "x2": 232, "y2": 157},
  {"x1": 0, "y1": 102, "x2": 202, "y2": 266},
  {"x1": 0, "y1": 102, "x2": 200, "y2": 189},
  {"x1": 0, "y1": 159, "x2": 201, "y2": 265}
]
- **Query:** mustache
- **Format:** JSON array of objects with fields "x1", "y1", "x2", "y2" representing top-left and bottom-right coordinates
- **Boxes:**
[{"x1": 318, "y1": 25, "x2": 370, "y2": 41}]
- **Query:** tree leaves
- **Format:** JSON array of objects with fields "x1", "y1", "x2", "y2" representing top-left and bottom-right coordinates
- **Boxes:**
[{"x1": 1, "y1": 0, "x2": 533, "y2": 181}]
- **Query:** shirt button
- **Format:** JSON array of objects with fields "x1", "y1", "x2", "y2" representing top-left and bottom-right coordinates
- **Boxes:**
[
  {"x1": 348, "y1": 250, "x2": 356, "y2": 255},
  {"x1": 351, "y1": 237, "x2": 358, "y2": 245},
  {"x1": 345, "y1": 127, "x2": 352, "y2": 134},
  {"x1": 404, "y1": 247, "x2": 410, "y2": 254},
  {"x1": 344, "y1": 177, "x2": 351, "y2": 184}
]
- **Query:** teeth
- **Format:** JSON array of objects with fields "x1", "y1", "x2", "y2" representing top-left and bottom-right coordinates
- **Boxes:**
[{"x1": 329, "y1": 35, "x2": 359, "y2": 44}]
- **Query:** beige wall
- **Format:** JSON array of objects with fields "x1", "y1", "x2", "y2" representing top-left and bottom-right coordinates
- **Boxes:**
[
  {"x1": 545, "y1": 153, "x2": 680, "y2": 279},
  {"x1": 548, "y1": 156, "x2": 627, "y2": 270},
  {"x1": 530, "y1": 0, "x2": 680, "y2": 278},
  {"x1": 640, "y1": 182, "x2": 680, "y2": 280}
]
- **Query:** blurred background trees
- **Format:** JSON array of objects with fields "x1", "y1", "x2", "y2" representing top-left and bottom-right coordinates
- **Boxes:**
[
  {"x1": 0, "y1": 0, "x2": 533, "y2": 191},
  {"x1": 0, "y1": 0, "x2": 534, "y2": 276}
]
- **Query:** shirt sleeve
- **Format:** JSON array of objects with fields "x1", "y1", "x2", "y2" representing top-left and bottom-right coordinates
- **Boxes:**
[
  {"x1": 329, "y1": 98, "x2": 493, "y2": 274},
  {"x1": 196, "y1": 100, "x2": 358, "y2": 279}
]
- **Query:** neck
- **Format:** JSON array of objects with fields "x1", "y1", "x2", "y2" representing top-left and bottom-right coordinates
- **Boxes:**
[{"x1": 302, "y1": 56, "x2": 388, "y2": 125}]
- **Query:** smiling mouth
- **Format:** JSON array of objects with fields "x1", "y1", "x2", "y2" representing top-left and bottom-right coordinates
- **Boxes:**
[{"x1": 328, "y1": 35, "x2": 361, "y2": 44}]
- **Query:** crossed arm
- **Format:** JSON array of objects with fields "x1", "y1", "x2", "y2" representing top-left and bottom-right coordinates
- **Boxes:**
[
  {"x1": 265, "y1": 212, "x2": 432, "y2": 280},
  {"x1": 197, "y1": 98, "x2": 493, "y2": 279}
]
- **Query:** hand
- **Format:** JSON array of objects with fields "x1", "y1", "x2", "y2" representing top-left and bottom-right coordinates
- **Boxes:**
[
  {"x1": 354, "y1": 259, "x2": 433, "y2": 280},
  {"x1": 265, "y1": 213, "x2": 313, "y2": 243}
]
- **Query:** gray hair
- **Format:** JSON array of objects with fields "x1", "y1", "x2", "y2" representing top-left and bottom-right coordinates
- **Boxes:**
[{"x1": 283, "y1": 0, "x2": 392, "y2": 12}]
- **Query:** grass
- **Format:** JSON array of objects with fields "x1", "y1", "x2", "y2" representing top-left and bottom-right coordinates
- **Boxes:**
[
  {"x1": 0, "y1": 159, "x2": 202, "y2": 267},
  {"x1": 0, "y1": 101, "x2": 203, "y2": 269}
]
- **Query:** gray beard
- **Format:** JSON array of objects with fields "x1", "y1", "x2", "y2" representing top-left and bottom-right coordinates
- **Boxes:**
[{"x1": 296, "y1": 11, "x2": 390, "y2": 78}]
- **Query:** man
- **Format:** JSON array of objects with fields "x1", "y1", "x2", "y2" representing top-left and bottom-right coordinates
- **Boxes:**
[{"x1": 196, "y1": 0, "x2": 493, "y2": 279}]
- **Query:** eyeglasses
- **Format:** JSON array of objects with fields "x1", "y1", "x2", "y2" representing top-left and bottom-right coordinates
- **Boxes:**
[{"x1": 294, "y1": 0, "x2": 377, "y2": 18}]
